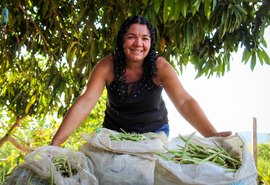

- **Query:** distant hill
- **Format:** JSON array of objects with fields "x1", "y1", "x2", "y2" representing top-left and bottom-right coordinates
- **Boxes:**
[{"x1": 237, "y1": 131, "x2": 270, "y2": 144}]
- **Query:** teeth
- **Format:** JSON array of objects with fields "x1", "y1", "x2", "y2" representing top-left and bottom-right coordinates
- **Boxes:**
[{"x1": 131, "y1": 49, "x2": 142, "y2": 52}]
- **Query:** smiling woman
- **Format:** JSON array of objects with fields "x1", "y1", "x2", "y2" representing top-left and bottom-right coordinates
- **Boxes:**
[
  {"x1": 50, "y1": 15, "x2": 231, "y2": 147},
  {"x1": 123, "y1": 24, "x2": 151, "y2": 65}
]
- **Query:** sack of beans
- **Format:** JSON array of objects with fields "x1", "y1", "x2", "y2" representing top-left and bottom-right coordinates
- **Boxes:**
[
  {"x1": 154, "y1": 133, "x2": 257, "y2": 185},
  {"x1": 5, "y1": 146, "x2": 98, "y2": 185},
  {"x1": 79, "y1": 128, "x2": 168, "y2": 185}
]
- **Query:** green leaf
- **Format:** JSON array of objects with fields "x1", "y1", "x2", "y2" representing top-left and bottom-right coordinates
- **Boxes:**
[
  {"x1": 163, "y1": 0, "x2": 171, "y2": 23},
  {"x1": 142, "y1": 0, "x2": 149, "y2": 5},
  {"x1": 66, "y1": 41, "x2": 81, "y2": 64},
  {"x1": 41, "y1": 95, "x2": 47, "y2": 106},
  {"x1": 191, "y1": 0, "x2": 201, "y2": 15},
  {"x1": 25, "y1": 95, "x2": 36, "y2": 114},
  {"x1": 179, "y1": 0, "x2": 188, "y2": 18},
  {"x1": 261, "y1": 49, "x2": 270, "y2": 65},
  {"x1": 185, "y1": 23, "x2": 193, "y2": 47},
  {"x1": 174, "y1": 0, "x2": 181, "y2": 21},
  {"x1": 42, "y1": 0, "x2": 49, "y2": 17},
  {"x1": 242, "y1": 48, "x2": 251, "y2": 64},
  {"x1": 28, "y1": 0, "x2": 32, "y2": 7},
  {"x1": 234, "y1": 4, "x2": 247, "y2": 15},
  {"x1": 261, "y1": 37, "x2": 267, "y2": 48},
  {"x1": 154, "y1": 0, "x2": 163, "y2": 13},
  {"x1": 212, "y1": 0, "x2": 217, "y2": 11},
  {"x1": 250, "y1": 51, "x2": 256, "y2": 71},
  {"x1": 220, "y1": 9, "x2": 228, "y2": 38},
  {"x1": 203, "y1": 0, "x2": 211, "y2": 20},
  {"x1": 257, "y1": 49, "x2": 264, "y2": 65}
]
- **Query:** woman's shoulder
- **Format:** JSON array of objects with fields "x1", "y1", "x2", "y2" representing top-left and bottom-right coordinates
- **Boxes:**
[
  {"x1": 97, "y1": 53, "x2": 114, "y2": 67},
  {"x1": 155, "y1": 56, "x2": 176, "y2": 83},
  {"x1": 93, "y1": 54, "x2": 114, "y2": 73},
  {"x1": 156, "y1": 56, "x2": 171, "y2": 70},
  {"x1": 92, "y1": 54, "x2": 114, "y2": 83}
]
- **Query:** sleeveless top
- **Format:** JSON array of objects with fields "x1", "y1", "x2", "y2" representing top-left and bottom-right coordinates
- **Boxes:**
[{"x1": 103, "y1": 78, "x2": 168, "y2": 133}]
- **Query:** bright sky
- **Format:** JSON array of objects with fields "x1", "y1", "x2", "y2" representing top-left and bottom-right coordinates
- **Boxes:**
[{"x1": 164, "y1": 27, "x2": 270, "y2": 139}]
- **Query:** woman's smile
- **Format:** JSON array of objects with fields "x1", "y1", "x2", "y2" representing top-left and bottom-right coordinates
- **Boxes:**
[{"x1": 129, "y1": 48, "x2": 144, "y2": 55}]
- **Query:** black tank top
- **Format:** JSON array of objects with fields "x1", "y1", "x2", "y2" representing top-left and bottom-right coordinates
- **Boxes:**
[{"x1": 103, "y1": 79, "x2": 168, "y2": 133}]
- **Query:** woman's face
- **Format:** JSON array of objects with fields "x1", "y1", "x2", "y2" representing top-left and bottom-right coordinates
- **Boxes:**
[{"x1": 123, "y1": 23, "x2": 151, "y2": 64}]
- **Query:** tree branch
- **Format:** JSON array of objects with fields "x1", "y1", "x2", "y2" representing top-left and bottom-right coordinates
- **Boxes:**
[
  {"x1": 0, "y1": 115, "x2": 33, "y2": 154},
  {"x1": 18, "y1": 3, "x2": 58, "y2": 60},
  {"x1": 18, "y1": 3, "x2": 49, "y2": 47},
  {"x1": 8, "y1": 136, "x2": 33, "y2": 154},
  {"x1": 0, "y1": 116, "x2": 21, "y2": 149}
]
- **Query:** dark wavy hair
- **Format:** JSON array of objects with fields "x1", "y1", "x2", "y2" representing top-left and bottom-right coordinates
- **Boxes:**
[{"x1": 113, "y1": 15, "x2": 158, "y2": 83}]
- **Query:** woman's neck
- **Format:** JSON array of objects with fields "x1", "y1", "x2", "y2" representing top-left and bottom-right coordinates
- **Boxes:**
[{"x1": 125, "y1": 65, "x2": 143, "y2": 83}]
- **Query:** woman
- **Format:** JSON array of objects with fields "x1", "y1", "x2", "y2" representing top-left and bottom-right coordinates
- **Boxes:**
[{"x1": 51, "y1": 16, "x2": 231, "y2": 146}]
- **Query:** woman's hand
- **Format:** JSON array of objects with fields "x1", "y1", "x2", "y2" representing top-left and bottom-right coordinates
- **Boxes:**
[{"x1": 208, "y1": 131, "x2": 232, "y2": 138}]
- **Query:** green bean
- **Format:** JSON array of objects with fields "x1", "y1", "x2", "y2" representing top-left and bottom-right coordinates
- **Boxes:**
[
  {"x1": 157, "y1": 133, "x2": 242, "y2": 171},
  {"x1": 180, "y1": 132, "x2": 196, "y2": 158},
  {"x1": 197, "y1": 150, "x2": 223, "y2": 164},
  {"x1": 27, "y1": 174, "x2": 32, "y2": 185},
  {"x1": 50, "y1": 166, "x2": 54, "y2": 185},
  {"x1": 52, "y1": 154, "x2": 77, "y2": 178},
  {"x1": 109, "y1": 129, "x2": 148, "y2": 141},
  {"x1": 110, "y1": 134, "x2": 121, "y2": 141}
]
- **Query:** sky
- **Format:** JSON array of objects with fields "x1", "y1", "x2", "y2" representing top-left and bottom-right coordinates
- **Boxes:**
[{"x1": 164, "y1": 27, "x2": 270, "y2": 139}]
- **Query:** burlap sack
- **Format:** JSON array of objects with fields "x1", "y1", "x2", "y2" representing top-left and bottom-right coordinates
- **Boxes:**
[
  {"x1": 5, "y1": 146, "x2": 98, "y2": 185},
  {"x1": 154, "y1": 133, "x2": 257, "y2": 185},
  {"x1": 81, "y1": 128, "x2": 168, "y2": 154},
  {"x1": 79, "y1": 128, "x2": 168, "y2": 185}
]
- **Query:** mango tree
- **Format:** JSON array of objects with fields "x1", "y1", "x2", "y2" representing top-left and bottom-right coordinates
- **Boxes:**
[{"x1": 0, "y1": 0, "x2": 269, "y2": 153}]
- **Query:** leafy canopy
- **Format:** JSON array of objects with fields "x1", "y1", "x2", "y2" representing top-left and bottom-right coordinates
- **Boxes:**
[{"x1": 0, "y1": 0, "x2": 269, "y2": 123}]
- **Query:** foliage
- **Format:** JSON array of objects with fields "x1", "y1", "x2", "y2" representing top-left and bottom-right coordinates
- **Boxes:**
[
  {"x1": 1, "y1": 1, "x2": 269, "y2": 77},
  {"x1": 0, "y1": 91, "x2": 105, "y2": 184},
  {"x1": 258, "y1": 143, "x2": 270, "y2": 185},
  {"x1": 0, "y1": 144, "x2": 25, "y2": 184},
  {"x1": 0, "y1": 0, "x2": 269, "y2": 121}
]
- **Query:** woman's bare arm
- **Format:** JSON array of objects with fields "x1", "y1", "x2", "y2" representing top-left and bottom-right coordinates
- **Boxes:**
[
  {"x1": 157, "y1": 57, "x2": 231, "y2": 137},
  {"x1": 51, "y1": 55, "x2": 114, "y2": 146}
]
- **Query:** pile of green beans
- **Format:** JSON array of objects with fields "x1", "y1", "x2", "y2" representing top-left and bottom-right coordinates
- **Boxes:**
[
  {"x1": 109, "y1": 129, "x2": 147, "y2": 141},
  {"x1": 52, "y1": 154, "x2": 77, "y2": 178},
  {"x1": 158, "y1": 133, "x2": 242, "y2": 172},
  {"x1": 24, "y1": 155, "x2": 77, "y2": 185}
]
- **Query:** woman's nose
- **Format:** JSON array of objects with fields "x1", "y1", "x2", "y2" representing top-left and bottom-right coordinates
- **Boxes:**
[{"x1": 134, "y1": 38, "x2": 143, "y2": 46}]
